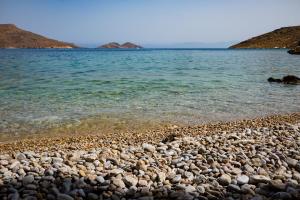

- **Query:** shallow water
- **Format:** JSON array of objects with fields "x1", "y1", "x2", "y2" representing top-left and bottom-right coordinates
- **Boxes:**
[{"x1": 0, "y1": 48, "x2": 299, "y2": 136}]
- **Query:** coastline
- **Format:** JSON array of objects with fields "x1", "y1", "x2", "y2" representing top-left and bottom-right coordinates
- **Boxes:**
[
  {"x1": 0, "y1": 112, "x2": 300, "y2": 199},
  {"x1": 1, "y1": 112, "x2": 299, "y2": 153}
]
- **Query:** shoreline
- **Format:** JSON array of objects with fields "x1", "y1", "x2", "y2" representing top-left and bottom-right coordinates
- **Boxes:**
[
  {"x1": 0, "y1": 112, "x2": 299, "y2": 153},
  {"x1": 0, "y1": 112, "x2": 299, "y2": 199}
]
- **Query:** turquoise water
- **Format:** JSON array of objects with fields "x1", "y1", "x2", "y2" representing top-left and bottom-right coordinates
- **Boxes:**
[{"x1": 0, "y1": 49, "x2": 300, "y2": 135}]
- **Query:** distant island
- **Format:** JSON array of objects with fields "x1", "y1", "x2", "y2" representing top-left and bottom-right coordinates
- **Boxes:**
[
  {"x1": 0, "y1": 24, "x2": 77, "y2": 48},
  {"x1": 99, "y1": 42, "x2": 142, "y2": 49},
  {"x1": 229, "y1": 26, "x2": 300, "y2": 49}
]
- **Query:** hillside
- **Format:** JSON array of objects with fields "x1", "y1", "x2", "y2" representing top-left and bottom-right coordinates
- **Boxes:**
[
  {"x1": 229, "y1": 26, "x2": 300, "y2": 49},
  {"x1": 99, "y1": 42, "x2": 142, "y2": 49},
  {"x1": 0, "y1": 24, "x2": 77, "y2": 48}
]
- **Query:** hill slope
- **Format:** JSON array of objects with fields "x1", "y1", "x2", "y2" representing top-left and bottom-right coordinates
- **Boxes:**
[
  {"x1": 0, "y1": 24, "x2": 77, "y2": 48},
  {"x1": 229, "y1": 26, "x2": 300, "y2": 49}
]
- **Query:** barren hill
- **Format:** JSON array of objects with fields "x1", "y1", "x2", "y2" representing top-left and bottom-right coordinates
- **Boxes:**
[
  {"x1": 229, "y1": 26, "x2": 300, "y2": 49},
  {"x1": 0, "y1": 24, "x2": 77, "y2": 48}
]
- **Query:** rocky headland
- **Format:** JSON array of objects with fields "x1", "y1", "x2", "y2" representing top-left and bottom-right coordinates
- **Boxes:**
[
  {"x1": 0, "y1": 113, "x2": 300, "y2": 199},
  {"x1": 0, "y1": 24, "x2": 77, "y2": 49},
  {"x1": 229, "y1": 26, "x2": 300, "y2": 49},
  {"x1": 288, "y1": 41, "x2": 300, "y2": 55},
  {"x1": 99, "y1": 42, "x2": 142, "y2": 49}
]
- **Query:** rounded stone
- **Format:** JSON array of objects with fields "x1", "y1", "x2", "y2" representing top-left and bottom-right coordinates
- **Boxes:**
[
  {"x1": 142, "y1": 143, "x2": 156, "y2": 152},
  {"x1": 22, "y1": 175, "x2": 34, "y2": 185},
  {"x1": 237, "y1": 175, "x2": 249, "y2": 185},
  {"x1": 218, "y1": 174, "x2": 231, "y2": 186},
  {"x1": 123, "y1": 175, "x2": 138, "y2": 187}
]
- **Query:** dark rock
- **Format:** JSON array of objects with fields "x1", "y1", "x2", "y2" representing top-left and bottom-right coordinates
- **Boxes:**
[
  {"x1": 87, "y1": 193, "x2": 99, "y2": 200},
  {"x1": 268, "y1": 77, "x2": 282, "y2": 83},
  {"x1": 162, "y1": 133, "x2": 177, "y2": 143},
  {"x1": 57, "y1": 193, "x2": 74, "y2": 200},
  {"x1": 268, "y1": 75, "x2": 300, "y2": 84},
  {"x1": 288, "y1": 46, "x2": 300, "y2": 55},
  {"x1": 228, "y1": 184, "x2": 241, "y2": 192},
  {"x1": 282, "y1": 75, "x2": 300, "y2": 84},
  {"x1": 272, "y1": 192, "x2": 293, "y2": 200},
  {"x1": 22, "y1": 175, "x2": 34, "y2": 185}
]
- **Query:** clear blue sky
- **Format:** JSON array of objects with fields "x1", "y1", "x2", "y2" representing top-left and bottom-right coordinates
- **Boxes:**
[{"x1": 0, "y1": 0, "x2": 299, "y2": 47}]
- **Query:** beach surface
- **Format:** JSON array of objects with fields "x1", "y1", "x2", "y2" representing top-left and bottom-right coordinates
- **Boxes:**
[{"x1": 0, "y1": 112, "x2": 300, "y2": 199}]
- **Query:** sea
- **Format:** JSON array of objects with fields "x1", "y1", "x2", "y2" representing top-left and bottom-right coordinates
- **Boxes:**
[{"x1": 0, "y1": 48, "x2": 299, "y2": 138}]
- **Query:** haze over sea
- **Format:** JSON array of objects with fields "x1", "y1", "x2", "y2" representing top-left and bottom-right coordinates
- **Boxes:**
[{"x1": 0, "y1": 48, "x2": 299, "y2": 137}]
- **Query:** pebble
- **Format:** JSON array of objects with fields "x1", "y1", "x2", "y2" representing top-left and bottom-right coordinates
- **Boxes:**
[
  {"x1": 87, "y1": 193, "x2": 99, "y2": 200},
  {"x1": 196, "y1": 185, "x2": 205, "y2": 194},
  {"x1": 96, "y1": 176, "x2": 105, "y2": 183},
  {"x1": 286, "y1": 157, "x2": 298, "y2": 167},
  {"x1": 15, "y1": 153, "x2": 26, "y2": 160},
  {"x1": 172, "y1": 175, "x2": 182, "y2": 183},
  {"x1": 237, "y1": 175, "x2": 249, "y2": 185},
  {"x1": 157, "y1": 172, "x2": 166, "y2": 182},
  {"x1": 218, "y1": 174, "x2": 231, "y2": 186},
  {"x1": 123, "y1": 175, "x2": 138, "y2": 187},
  {"x1": 112, "y1": 178, "x2": 126, "y2": 188},
  {"x1": 57, "y1": 193, "x2": 74, "y2": 200},
  {"x1": 272, "y1": 192, "x2": 292, "y2": 200},
  {"x1": 250, "y1": 175, "x2": 271, "y2": 184},
  {"x1": 0, "y1": 121, "x2": 299, "y2": 199},
  {"x1": 138, "y1": 179, "x2": 148, "y2": 187},
  {"x1": 142, "y1": 143, "x2": 156, "y2": 152},
  {"x1": 185, "y1": 185, "x2": 196, "y2": 193},
  {"x1": 228, "y1": 184, "x2": 241, "y2": 192},
  {"x1": 22, "y1": 175, "x2": 34, "y2": 185},
  {"x1": 244, "y1": 164, "x2": 255, "y2": 173}
]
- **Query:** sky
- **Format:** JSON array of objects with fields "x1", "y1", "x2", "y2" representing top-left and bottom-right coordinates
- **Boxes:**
[{"x1": 0, "y1": 0, "x2": 300, "y2": 47}]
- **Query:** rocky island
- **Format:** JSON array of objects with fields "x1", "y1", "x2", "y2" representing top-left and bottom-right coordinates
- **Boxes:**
[
  {"x1": 229, "y1": 26, "x2": 300, "y2": 49},
  {"x1": 99, "y1": 42, "x2": 142, "y2": 49},
  {"x1": 0, "y1": 24, "x2": 77, "y2": 48}
]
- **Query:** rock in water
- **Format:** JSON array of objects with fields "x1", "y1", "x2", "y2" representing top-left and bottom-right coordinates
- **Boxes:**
[
  {"x1": 282, "y1": 75, "x2": 300, "y2": 84},
  {"x1": 268, "y1": 75, "x2": 300, "y2": 84},
  {"x1": 288, "y1": 42, "x2": 300, "y2": 55},
  {"x1": 268, "y1": 77, "x2": 282, "y2": 83}
]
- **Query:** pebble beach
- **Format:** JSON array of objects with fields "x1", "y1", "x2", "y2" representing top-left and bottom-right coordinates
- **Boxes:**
[{"x1": 0, "y1": 113, "x2": 300, "y2": 200}]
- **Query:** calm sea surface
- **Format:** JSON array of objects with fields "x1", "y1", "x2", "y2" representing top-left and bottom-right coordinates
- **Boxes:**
[{"x1": 0, "y1": 49, "x2": 299, "y2": 136}]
